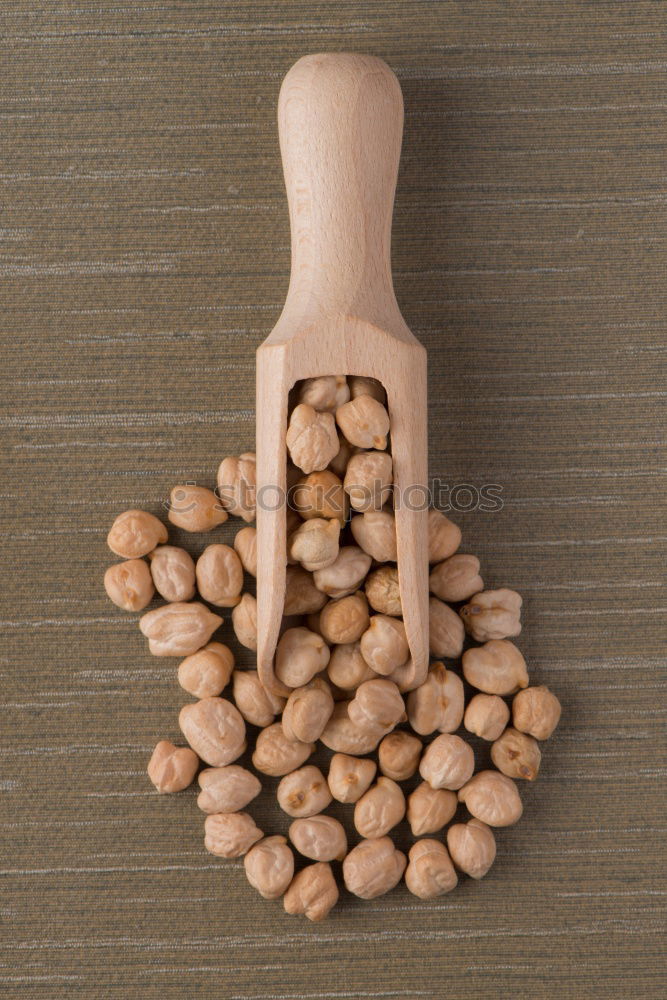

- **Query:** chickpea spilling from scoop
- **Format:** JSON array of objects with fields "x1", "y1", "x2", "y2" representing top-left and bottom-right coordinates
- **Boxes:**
[{"x1": 103, "y1": 374, "x2": 562, "y2": 919}]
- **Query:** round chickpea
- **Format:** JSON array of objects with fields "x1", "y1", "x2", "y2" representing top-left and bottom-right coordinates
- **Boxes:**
[
  {"x1": 335, "y1": 394, "x2": 390, "y2": 450},
  {"x1": 178, "y1": 642, "x2": 234, "y2": 699},
  {"x1": 286, "y1": 404, "x2": 340, "y2": 474},
  {"x1": 462, "y1": 640, "x2": 528, "y2": 696},
  {"x1": 419, "y1": 734, "x2": 475, "y2": 791},
  {"x1": 463, "y1": 693, "x2": 510, "y2": 741},
  {"x1": 354, "y1": 776, "x2": 406, "y2": 839},
  {"x1": 283, "y1": 862, "x2": 339, "y2": 922},
  {"x1": 378, "y1": 731, "x2": 422, "y2": 781},
  {"x1": 217, "y1": 452, "x2": 256, "y2": 522},
  {"x1": 360, "y1": 615, "x2": 409, "y2": 676},
  {"x1": 406, "y1": 782, "x2": 457, "y2": 837},
  {"x1": 365, "y1": 565, "x2": 402, "y2": 616},
  {"x1": 244, "y1": 836, "x2": 294, "y2": 900},
  {"x1": 407, "y1": 662, "x2": 464, "y2": 736},
  {"x1": 343, "y1": 837, "x2": 406, "y2": 900},
  {"x1": 168, "y1": 485, "x2": 228, "y2": 532},
  {"x1": 289, "y1": 815, "x2": 347, "y2": 862},
  {"x1": 275, "y1": 627, "x2": 330, "y2": 689},
  {"x1": 429, "y1": 554, "x2": 483, "y2": 602},
  {"x1": 491, "y1": 727, "x2": 541, "y2": 781},
  {"x1": 429, "y1": 596, "x2": 465, "y2": 659},
  {"x1": 447, "y1": 819, "x2": 496, "y2": 879},
  {"x1": 405, "y1": 840, "x2": 457, "y2": 899},
  {"x1": 147, "y1": 741, "x2": 199, "y2": 794},
  {"x1": 512, "y1": 685, "x2": 562, "y2": 740},
  {"x1": 104, "y1": 559, "x2": 154, "y2": 612},
  {"x1": 327, "y1": 753, "x2": 377, "y2": 804},
  {"x1": 457, "y1": 770, "x2": 523, "y2": 827},
  {"x1": 350, "y1": 509, "x2": 397, "y2": 563},
  {"x1": 460, "y1": 588, "x2": 522, "y2": 642},
  {"x1": 319, "y1": 591, "x2": 370, "y2": 645}
]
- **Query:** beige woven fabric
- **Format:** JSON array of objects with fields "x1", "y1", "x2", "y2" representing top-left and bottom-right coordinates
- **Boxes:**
[{"x1": 1, "y1": 2, "x2": 665, "y2": 997}]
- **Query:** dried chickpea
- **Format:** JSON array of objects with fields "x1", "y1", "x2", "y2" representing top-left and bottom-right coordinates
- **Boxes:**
[
  {"x1": 344, "y1": 450, "x2": 393, "y2": 512},
  {"x1": 460, "y1": 588, "x2": 522, "y2": 642},
  {"x1": 336, "y1": 394, "x2": 390, "y2": 450},
  {"x1": 457, "y1": 770, "x2": 523, "y2": 827},
  {"x1": 168, "y1": 485, "x2": 228, "y2": 532},
  {"x1": 178, "y1": 641, "x2": 234, "y2": 699},
  {"x1": 283, "y1": 861, "x2": 339, "y2": 922},
  {"x1": 283, "y1": 566, "x2": 328, "y2": 615},
  {"x1": 328, "y1": 753, "x2": 377, "y2": 803},
  {"x1": 327, "y1": 642, "x2": 378, "y2": 691},
  {"x1": 204, "y1": 812, "x2": 263, "y2": 858},
  {"x1": 313, "y1": 546, "x2": 372, "y2": 599},
  {"x1": 427, "y1": 509, "x2": 461, "y2": 563},
  {"x1": 405, "y1": 840, "x2": 457, "y2": 899},
  {"x1": 107, "y1": 509, "x2": 168, "y2": 558},
  {"x1": 348, "y1": 679, "x2": 406, "y2": 732},
  {"x1": 407, "y1": 661, "x2": 464, "y2": 736},
  {"x1": 464, "y1": 693, "x2": 510, "y2": 741},
  {"x1": 407, "y1": 782, "x2": 457, "y2": 836},
  {"x1": 244, "y1": 835, "x2": 295, "y2": 900},
  {"x1": 252, "y1": 723, "x2": 314, "y2": 777},
  {"x1": 233, "y1": 525, "x2": 257, "y2": 576},
  {"x1": 365, "y1": 565, "x2": 401, "y2": 616},
  {"x1": 512, "y1": 685, "x2": 561, "y2": 740},
  {"x1": 348, "y1": 375, "x2": 386, "y2": 403},
  {"x1": 343, "y1": 837, "x2": 406, "y2": 900},
  {"x1": 350, "y1": 509, "x2": 397, "y2": 563},
  {"x1": 297, "y1": 375, "x2": 349, "y2": 412},
  {"x1": 217, "y1": 452, "x2": 256, "y2": 522},
  {"x1": 360, "y1": 615, "x2": 409, "y2": 676},
  {"x1": 320, "y1": 701, "x2": 386, "y2": 755},
  {"x1": 491, "y1": 726, "x2": 541, "y2": 781},
  {"x1": 319, "y1": 591, "x2": 370, "y2": 645},
  {"x1": 195, "y1": 544, "x2": 244, "y2": 608},
  {"x1": 281, "y1": 679, "x2": 334, "y2": 743},
  {"x1": 277, "y1": 765, "x2": 332, "y2": 818},
  {"x1": 354, "y1": 776, "x2": 405, "y2": 839},
  {"x1": 289, "y1": 815, "x2": 347, "y2": 862},
  {"x1": 286, "y1": 404, "x2": 339, "y2": 474},
  {"x1": 378, "y1": 731, "x2": 422, "y2": 781},
  {"x1": 419, "y1": 734, "x2": 475, "y2": 791},
  {"x1": 429, "y1": 554, "x2": 483, "y2": 602},
  {"x1": 462, "y1": 640, "x2": 528, "y2": 696},
  {"x1": 148, "y1": 545, "x2": 196, "y2": 602},
  {"x1": 179, "y1": 697, "x2": 246, "y2": 767},
  {"x1": 231, "y1": 593, "x2": 257, "y2": 650},
  {"x1": 429, "y1": 596, "x2": 465, "y2": 659},
  {"x1": 232, "y1": 669, "x2": 285, "y2": 728},
  {"x1": 139, "y1": 602, "x2": 222, "y2": 656},
  {"x1": 197, "y1": 765, "x2": 261, "y2": 814},
  {"x1": 104, "y1": 559, "x2": 154, "y2": 612},
  {"x1": 447, "y1": 819, "x2": 496, "y2": 879},
  {"x1": 289, "y1": 517, "x2": 340, "y2": 572},
  {"x1": 292, "y1": 470, "x2": 347, "y2": 523},
  {"x1": 275, "y1": 627, "x2": 330, "y2": 689},
  {"x1": 147, "y1": 741, "x2": 199, "y2": 794}
]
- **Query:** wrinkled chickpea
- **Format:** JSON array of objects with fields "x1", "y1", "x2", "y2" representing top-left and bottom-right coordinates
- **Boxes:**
[
  {"x1": 512, "y1": 685, "x2": 561, "y2": 740},
  {"x1": 252, "y1": 723, "x2": 314, "y2": 777},
  {"x1": 406, "y1": 782, "x2": 457, "y2": 836},
  {"x1": 233, "y1": 525, "x2": 257, "y2": 577},
  {"x1": 244, "y1": 835, "x2": 295, "y2": 900},
  {"x1": 464, "y1": 693, "x2": 510, "y2": 741},
  {"x1": 139, "y1": 602, "x2": 222, "y2": 656},
  {"x1": 348, "y1": 375, "x2": 386, "y2": 403},
  {"x1": 313, "y1": 546, "x2": 371, "y2": 599},
  {"x1": 286, "y1": 404, "x2": 340, "y2": 474},
  {"x1": 427, "y1": 508, "x2": 461, "y2": 563},
  {"x1": 147, "y1": 741, "x2": 199, "y2": 794},
  {"x1": 233, "y1": 670, "x2": 285, "y2": 728},
  {"x1": 350, "y1": 509, "x2": 397, "y2": 562},
  {"x1": 457, "y1": 770, "x2": 523, "y2": 827},
  {"x1": 429, "y1": 553, "x2": 483, "y2": 602},
  {"x1": 148, "y1": 545, "x2": 196, "y2": 603},
  {"x1": 378, "y1": 731, "x2": 422, "y2": 781},
  {"x1": 429, "y1": 596, "x2": 465, "y2": 659},
  {"x1": 283, "y1": 566, "x2": 328, "y2": 615},
  {"x1": 275, "y1": 627, "x2": 330, "y2": 689},
  {"x1": 447, "y1": 819, "x2": 496, "y2": 879},
  {"x1": 344, "y1": 450, "x2": 393, "y2": 512},
  {"x1": 407, "y1": 661, "x2": 465, "y2": 736},
  {"x1": 104, "y1": 559, "x2": 154, "y2": 612},
  {"x1": 365, "y1": 565, "x2": 402, "y2": 616},
  {"x1": 217, "y1": 451, "x2": 256, "y2": 522},
  {"x1": 336, "y1": 394, "x2": 390, "y2": 450},
  {"x1": 289, "y1": 815, "x2": 347, "y2": 862},
  {"x1": 195, "y1": 543, "x2": 244, "y2": 607},
  {"x1": 319, "y1": 591, "x2": 370, "y2": 645},
  {"x1": 462, "y1": 639, "x2": 528, "y2": 696},
  {"x1": 298, "y1": 374, "x2": 349, "y2": 412},
  {"x1": 491, "y1": 726, "x2": 541, "y2": 781},
  {"x1": 179, "y1": 697, "x2": 246, "y2": 767},
  {"x1": 360, "y1": 615, "x2": 409, "y2": 676},
  {"x1": 348, "y1": 679, "x2": 406, "y2": 732},
  {"x1": 460, "y1": 588, "x2": 522, "y2": 642},
  {"x1": 289, "y1": 517, "x2": 340, "y2": 572},
  {"x1": 327, "y1": 642, "x2": 377, "y2": 691},
  {"x1": 178, "y1": 641, "x2": 234, "y2": 699},
  {"x1": 354, "y1": 776, "x2": 405, "y2": 839},
  {"x1": 277, "y1": 765, "x2": 332, "y2": 818},
  {"x1": 319, "y1": 701, "x2": 386, "y2": 755},
  {"x1": 292, "y1": 470, "x2": 347, "y2": 523},
  {"x1": 327, "y1": 431, "x2": 356, "y2": 479},
  {"x1": 343, "y1": 836, "x2": 406, "y2": 900},
  {"x1": 197, "y1": 765, "x2": 261, "y2": 814},
  {"x1": 281, "y1": 679, "x2": 334, "y2": 743},
  {"x1": 168, "y1": 485, "x2": 228, "y2": 532},
  {"x1": 107, "y1": 509, "x2": 168, "y2": 559},
  {"x1": 405, "y1": 840, "x2": 458, "y2": 899},
  {"x1": 419, "y1": 734, "x2": 475, "y2": 791},
  {"x1": 283, "y1": 861, "x2": 339, "y2": 922},
  {"x1": 327, "y1": 753, "x2": 377, "y2": 803},
  {"x1": 204, "y1": 812, "x2": 263, "y2": 858},
  {"x1": 231, "y1": 593, "x2": 257, "y2": 650}
]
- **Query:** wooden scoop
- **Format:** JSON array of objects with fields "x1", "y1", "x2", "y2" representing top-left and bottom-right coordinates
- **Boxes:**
[{"x1": 256, "y1": 53, "x2": 428, "y2": 696}]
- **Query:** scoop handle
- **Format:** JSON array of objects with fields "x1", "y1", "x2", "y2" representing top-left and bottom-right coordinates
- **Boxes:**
[{"x1": 278, "y1": 53, "x2": 404, "y2": 327}]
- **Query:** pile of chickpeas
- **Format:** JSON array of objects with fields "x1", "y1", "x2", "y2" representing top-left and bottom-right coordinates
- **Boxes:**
[{"x1": 104, "y1": 374, "x2": 561, "y2": 920}]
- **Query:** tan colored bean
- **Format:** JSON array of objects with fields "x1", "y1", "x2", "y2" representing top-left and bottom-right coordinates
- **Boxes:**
[
  {"x1": 252, "y1": 722, "x2": 314, "y2": 777},
  {"x1": 405, "y1": 840, "x2": 457, "y2": 899},
  {"x1": 292, "y1": 470, "x2": 347, "y2": 523},
  {"x1": 344, "y1": 450, "x2": 393, "y2": 512},
  {"x1": 429, "y1": 596, "x2": 465, "y2": 659},
  {"x1": 195, "y1": 544, "x2": 243, "y2": 608},
  {"x1": 313, "y1": 546, "x2": 372, "y2": 599},
  {"x1": 360, "y1": 615, "x2": 409, "y2": 676},
  {"x1": 147, "y1": 741, "x2": 199, "y2": 794},
  {"x1": 406, "y1": 782, "x2": 457, "y2": 836},
  {"x1": 148, "y1": 545, "x2": 196, "y2": 602},
  {"x1": 343, "y1": 836, "x2": 406, "y2": 900},
  {"x1": 275, "y1": 627, "x2": 330, "y2": 689},
  {"x1": 348, "y1": 679, "x2": 406, "y2": 732},
  {"x1": 336, "y1": 394, "x2": 390, "y2": 450},
  {"x1": 104, "y1": 559, "x2": 154, "y2": 612},
  {"x1": 281, "y1": 679, "x2": 334, "y2": 743},
  {"x1": 327, "y1": 642, "x2": 378, "y2": 691},
  {"x1": 462, "y1": 640, "x2": 528, "y2": 696},
  {"x1": 216, "y1": 452, "x2": 256, "y2": 522},
  {"x1": 327, "y1": 432, "x2": 356, "y2": 479},
  {"x1": 289, "y1": 518, "x2": 340, "y2": 572},
  {"x1": 107, "y1": 509, "x2": 168, "y2": 558},
  {"x1": 491, "y1": 726, "x2": 541, "y2": 781},
  {"x1": 289, "y1": 815, "x2": 347, "y2": 862},
  {"x1": 447, "y1": 819, "x2": 496, "y2": 879},
  {"x1": 460, "y1": 588, "x2": 522, "y2": 642},
  {"x1": 232, "y1": 669, "x2": 285, "y2": 728},
  {"x1": 457, "y1": 770, "x2": 523, "y2": 827},
  {"x1": 233, "y1": 525, "x2": 257, "y2": 577},
  {"x1": 283, "y1": 861, "x2": 339, "y2": 922},
  {"x1": 464, "y1": 693, "x2": 510, "y2": 741},
  {"x1": 512, "y1": 685, "x2": 562, "y2": 740},
  {"x1": 286, "y1": 404, "x2": 340, "y2": 475},
  {"x1": 327, "y1": 753, "x2": 377, "y2": 803},
  {"x1": 407, "y1": 662, "x2": 465, "y2": 736},
  {"x1": 297, "y1": 375, "x2": 349, "y2": 412},
  {"x1": 277, "y1": 765, "x2": 332, "y2": 818},
  {"x1": 384, "y1": 657, "x2": 421, "y2": 694},
  {"x1": 139, "y1": 602, "x2": 222, "y2": 656},
  {"x1": 179, "y1": 697, "x2": 246, "y2": 767},
  {"x1": 283, "y1": 566, "x2": 328, "y2": 615},
  {"x1": 244, "y1": 836, "x2": 295, "y2": 900},
  {"x1": 350, "y1": 509, "x2": 397, "y2": 563},
  {"x1": 319, "y1": 591, "x2": 370, "y2": 645},
  {"x1": 319, "y1": 701, "x2": 386, "y2": 755},
  {"x1": 178, "y1": 642, "x2": 234, "y2": 699},
  {"x1": 197, "y1": 765, "x2": 261, "y2": 814},
  {"x1": 204, "y1": 812, "x2": 263, "y2": 858},
  {"x1": 354, "y1": 776, "x2": 406, "y2": 839},
  {"x1": 378, "y1": 731, "x2": 422, "y2": 781},
  {"x1": 429, "y1": 554, "x2": 483, "y2": 602},
  {"x1": 419, "y1": 734, "x2": 475, "y2": 791},
  {"x1": 348, "y1": 375, "x2": 386, "y2": 403},
  {"x1": 365, "y1": 565, "x2": 402, "y2": 616},
  {"x1": 168, "y1": 485, "x2": 228, "y2": 532},
  {"x1": 427, "y1": 509, "x2": 461, "y2": 563},
  {"x1": 231, "y1": 593, "x2": 257, "y2": 650}
]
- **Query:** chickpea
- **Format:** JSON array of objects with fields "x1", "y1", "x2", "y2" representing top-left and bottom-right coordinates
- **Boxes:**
[
  {"x1": 289, "y1": 815, "x2": 347, "y2": 862},
  {"x1": 178, "y1": 641, "x2": 234, "y2": 699},
  {"x1": 378, "y1": 731, "x2": 422, "y2": 781},
  {"x1": 462, "y1": 640, "x2": 528, "y2": 696},
  {"x1": 365, "y1": 565, "x2": 402, "y2": 616},
  {"x1": 342, "y1": 836, "x2": 406, "y2": 899},
  {"x1": 327, "y1": 642, "x2": 378, "y2": 691},
  {"x1": 204, "y1": 812, "x2": 263, "y2": 858},
  {"x1": 289, "y1": 517, "x2": 341, "y2": 572},
  {"x1": 407, "y1": 662, "x2": 464, "y2": 736},
  {"x1": 327, "y1": 432, "x2": 356, "y2": 479},
  {"x1": 354, "y1": 776, "x2": 406, "y2": 838},
  {"x1": 464, "y1": 693, "x2": 510, "y2": 741},
  {"x1": 419, "y1": 734, "x2": 475, "y2": 791},
  {"x1": 348, "y1": 679, "x2": 406, "y2": 732},
  {"x1": 179, "y1": 697, "x2": 246, "y2": 767},
  {"x1": 385, "y1": 657, "x2": 421, "y2": 694},
  {"x1": 139, "y1": 602, "x2": 222, "y2": 656},
  {"x1": 320, "y1": 701, "x2": 386, "y2": 755},
  {"x1": 491, "y1": 726, "x2": 541, "y2": 781},
  {"x1": 277, "y1": 765, "x2": 332, "y2": 818},
  {"x1": 350, "y1": 509, "x2": 397, "y2": 563},
  {"x1": 147, "y1": 741, "x2": 199, "y2": 794},
  {"x1": 319, "y1": 591, "x2": 370, "y2": 645},
  {"x1": 427, "y1": 509, "x2": 461, "y2": 563},
  {"x1": 429, "y1": 596, "x2": 465, "y2": 659},
  {"x1": 292, "y1": 470, "x2": 348, "y2": 523},
  {"x1": 360, "y1": 615, "x2": 409, "y2": 676},
  {"x1": 231, "y1": 593, "x2": 257, "y2": 650},
  {"x1": 286, "y1": 404, "x2": 339, "y2": 474},
  {"x1": 104, "y1": 559, "x2": 154, "y2": 612},
  {"x1": 197, "y1": 764, "x2": 261, "y2": 814},
  {"x1": 217, "y1": 452, "x2": 256, "y2": 522},
  {"x1": 297, "y1": 374, "x2": 349, "y2": 412},
  {"x1": 232, "y1": 670, "x2": 286, "y2": 728},
  {"x1": 336, "y1": 394, "x2": 390, "y2": 450},
  {"x1": 344, "y1": 450, "x2": 393, "y2": 512},
  {"x1": 195, "y1": 544, "x2": 243, "y2": 608},
  {"x1": 107, "y1": 509, "x2": 168, "y2": 559},
  {"x1": 275, "y1": 627, "x2": 330, "y2": 689},
  {"x1": 327, "y1": 753, "x2": 377, "y2": 803},
  {"x1": 405, "y1": 840, "x2": 458, "y2": 899},
  {"x1": 233, "y1": 525, "x2": 257, "y2": 576},
  {"x1": 283, "y1": 566, "x2": 328, "y2": 615},
  {"x1": 512, "y1": 685, "x2": 561, "y2": 740},
  {"x1": 252, "y1": 722, "x2": 314, "y2": 777},
  {"x1": 429, "y1": 553, "x2": 483, "y2": 602},
  {"x1": 244, "y1": 836, "x2": 295, "y2": 900},
  {"x1": 281, "y1": 678, "x2": 334, "y2": 743},
  {"x1": 406, "y1": 782, "x2": 457, "y2": 836},
  {"x1": 447, "y1": 819, "x2": 496, "y2": 879},
  {"x1": 460, "y1": 588, "x2": 522, "y2": 642},
  {"x1": 313, "y1": 546, "x2": 372, "y2": 599},
  {"x1": 348, "y1": 375, "x2": 386, "y2": 403},
  {"x1": 283, "y1": 861, "x2": 339, "y2": 922},
  {"x1": 168, "y1": 485, "x2": 228, "y2": 532},
  {"x1": 457, "y1": 770, "x2": 523, "y2": 827},
  {"x1": 148, "y1": 545, "x2": 196, "y2": 603}
]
